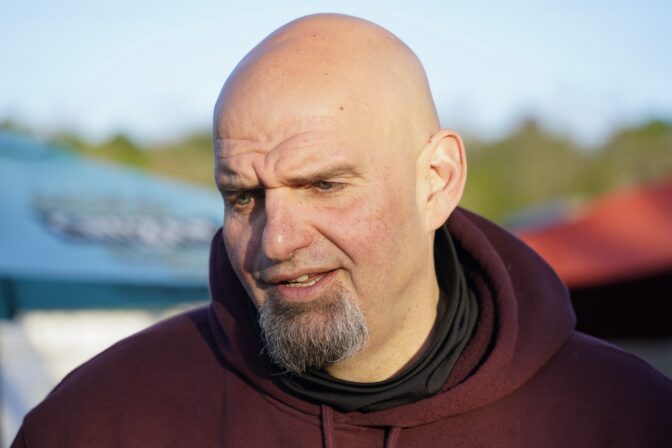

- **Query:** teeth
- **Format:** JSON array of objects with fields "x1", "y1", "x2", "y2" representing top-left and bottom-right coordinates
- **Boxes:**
[{"x1": 284, "y1": 273, "x2": 325, "y2": 288}]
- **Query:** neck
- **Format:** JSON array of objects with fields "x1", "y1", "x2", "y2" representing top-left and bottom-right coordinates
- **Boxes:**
[{"x1": 325, "y1": 276, "x2": 441, "y2": 382}]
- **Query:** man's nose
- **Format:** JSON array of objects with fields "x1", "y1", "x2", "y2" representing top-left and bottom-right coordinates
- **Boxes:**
[{"x1": 260, "y1": 190, "x2": 312, "y2": 262}]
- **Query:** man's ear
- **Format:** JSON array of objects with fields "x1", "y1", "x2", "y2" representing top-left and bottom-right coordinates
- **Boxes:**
[{"x1": 416, "y1": 130, "x2": 467, "y2": 231}]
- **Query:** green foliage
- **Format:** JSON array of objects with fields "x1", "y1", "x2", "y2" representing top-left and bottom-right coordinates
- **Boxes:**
[
  {"x1": 0, "y1": 119, "x2": 33, "y2": 135},
  {"x1": 149, "y1": 132, "x2": 215, "y2": 186},
  {"x1": 50, "y1": 130, "x2": 214, "y2": 186},
  {"x1": 99, "y1": 134, "x2": 148, "y2": 168},
  {"x1": 599, "y1": 120, "x2": 672, "y2": 189},
  {"x1": 463, "y1": 120, "x2": 586, "y2": 222},
  {"x1": 461, "y1": 120, "x2": 672, "y2": 222}
]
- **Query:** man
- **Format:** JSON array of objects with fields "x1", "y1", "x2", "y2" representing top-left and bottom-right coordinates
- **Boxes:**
[{"x1": 13, "y1": 14, "x2": 672, "y2": 447}]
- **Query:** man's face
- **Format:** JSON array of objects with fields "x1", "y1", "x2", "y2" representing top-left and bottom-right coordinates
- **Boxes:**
[{"x1": 214, "y1": 85, "x2": 432, "y2": 372}]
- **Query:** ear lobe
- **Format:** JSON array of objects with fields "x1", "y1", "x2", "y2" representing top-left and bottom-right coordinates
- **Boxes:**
[{"x1": 422, "y1": 130, "x2": 467, "y2": 231}]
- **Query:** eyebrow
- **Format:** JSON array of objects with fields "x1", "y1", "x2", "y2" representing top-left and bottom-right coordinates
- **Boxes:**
[
  {"x1": 284, "y1": 162, "x2": 363, "y2": 186},
  {"x1": 216, "y1": 162, "x2": 363, "y2": 192}
]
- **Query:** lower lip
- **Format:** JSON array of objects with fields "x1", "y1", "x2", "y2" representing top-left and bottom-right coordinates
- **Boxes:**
[{"x1": 274, "y1": 270, "x2": 338, "y2": 302}]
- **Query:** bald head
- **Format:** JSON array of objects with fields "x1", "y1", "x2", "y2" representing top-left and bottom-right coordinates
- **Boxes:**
[{"x1": 214, "y1": 14, "x2": 439, "y2": 152}]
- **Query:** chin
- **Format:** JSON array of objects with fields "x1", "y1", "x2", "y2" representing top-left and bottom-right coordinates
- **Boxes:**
[{"x1": 257, "y1": 286, "x2": 369, "y2": 374}]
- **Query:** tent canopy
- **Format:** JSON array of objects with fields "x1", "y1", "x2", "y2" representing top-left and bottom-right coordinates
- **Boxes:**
[
  {"x1": 0, "y1": 133, "x2": 223, "y2": 317},
  {"x1": 518, "y1": 179, "x2": 672, "y2": 288}
]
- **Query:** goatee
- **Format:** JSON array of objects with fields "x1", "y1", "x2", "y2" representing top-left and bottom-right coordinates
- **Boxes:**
[{"x1": 258, "y1": 287, "x2": 368, "y2": 375}]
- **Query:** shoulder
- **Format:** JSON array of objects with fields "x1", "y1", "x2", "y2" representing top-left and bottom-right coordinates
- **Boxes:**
[
  {"x1": 17, "y1": 305, "x2": 233, "y2": 446},
  {"x1": 537, "y1": 331, "x2": 672, "y2": 404},
  {"x1": 51, "y1": 305, "x2": 220, "y2": 392},
  {"x1": 534, "y1": 331, "x2": 672, "y2": 443},
  {"x1": 556, "y1": 331, "x2": 671, "y2": 391},
  {"x1": 490, "y1": 331, "x2": 672, "y2": 446}
]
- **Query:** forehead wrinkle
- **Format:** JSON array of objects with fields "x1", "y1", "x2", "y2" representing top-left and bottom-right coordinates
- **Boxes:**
[
  {"x1": 214, "y1": 137, "x2": 268, "y2": 159},
  {"x1": 215, "y1": 114, "x2": 334, "y2": 155},
  {"x1": 272, "y1": 145, "x2": 353, "y2": 181},
  {"x1": 215, "y1": 148, "x2": 268, "y2": 191},
  {"x1": 255, "y1": 126, "x2": 343, "y2": 176},
  {"x1": 213, "y1": 138, "x2": 329, "y2": 190},
  {"x1": 214, "y1": 130, "x2": 280, "y2": 186}
]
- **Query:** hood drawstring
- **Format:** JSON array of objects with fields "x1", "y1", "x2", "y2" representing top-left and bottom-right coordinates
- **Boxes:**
[
  {"x1": 320, "y1": 405, "x2": 335, "y2": 448},
  {"x1": 384, "y1": 426, "x2": 401, "y2": 448},
  {"x1": 320, "y1": 404, "x2": 403, "y2": 448}
]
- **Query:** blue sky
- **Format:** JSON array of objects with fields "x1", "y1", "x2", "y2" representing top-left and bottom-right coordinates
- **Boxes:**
[{"x1": 2, "y1": 0, "x2": 671, "y2": 145}]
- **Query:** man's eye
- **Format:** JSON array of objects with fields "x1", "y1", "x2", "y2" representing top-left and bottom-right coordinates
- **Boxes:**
[
  {"x1": 313, "y1": 180, "x2": 338, "y2": 191},
  {"x1": 235, "y1": 192, "x2": 253, "y2": 205},
  {"x1": 224, "y1": 191, "x2": 256, "y2": 210}
]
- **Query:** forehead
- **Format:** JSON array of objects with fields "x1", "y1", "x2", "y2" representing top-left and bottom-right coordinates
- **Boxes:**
[
  {"x1": 214, "y1": 114, "x2": 373, "y2": 188},
  {"x1": 212, "y1": 61, "x2": 392, "y2": 188}
]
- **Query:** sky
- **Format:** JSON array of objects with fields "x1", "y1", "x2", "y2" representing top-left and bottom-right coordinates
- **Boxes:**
[{"x1": 2, "y1": 0, "x2": 671, "y2": 146}]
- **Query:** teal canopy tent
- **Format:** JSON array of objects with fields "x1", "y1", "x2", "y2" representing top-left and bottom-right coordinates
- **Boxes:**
[{"x1": 0, "y1": 133, "x2": 222, "y2": 318}]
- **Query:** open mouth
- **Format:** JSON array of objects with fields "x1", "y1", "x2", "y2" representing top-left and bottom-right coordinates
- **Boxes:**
[{"x1": 280, "y1": 272, "x2": 328, "y2": 288}]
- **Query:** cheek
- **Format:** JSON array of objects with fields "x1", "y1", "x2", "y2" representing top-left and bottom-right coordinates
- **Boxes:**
[
  {"x1": 318, "y1": 187, "x2": 415, "y2": 272},
  {"x1": 223, "y1": 216, "x2": 257, "y2": 276},
  {"x1": 223, "y1": 217, "x2": 267, "y2": 307}
]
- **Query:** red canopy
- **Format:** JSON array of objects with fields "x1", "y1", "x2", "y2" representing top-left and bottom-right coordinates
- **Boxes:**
[{"x1": 518, "y1": 179, "x2": 672, "y2": 288}]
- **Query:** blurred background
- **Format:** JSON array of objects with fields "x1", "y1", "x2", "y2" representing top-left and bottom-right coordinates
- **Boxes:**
[{"x1": 1, "y1": 0, "x2": 671, "y2": 444}]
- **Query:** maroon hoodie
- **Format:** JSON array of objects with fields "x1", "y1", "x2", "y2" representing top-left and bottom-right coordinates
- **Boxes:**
[{"x1": 12, "y1": 209, "x2": 672, "y2": 447}]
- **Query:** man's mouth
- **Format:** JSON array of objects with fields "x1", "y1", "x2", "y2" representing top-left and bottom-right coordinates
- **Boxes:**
[
  {"x1": 262, "y1": 269, "x2": 338, "y2": 301},
  {"x1": 281, "y1": 273, "x2": 328, "y2": 288}
]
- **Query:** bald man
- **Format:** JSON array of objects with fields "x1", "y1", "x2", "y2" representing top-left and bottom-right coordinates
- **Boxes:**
[{"x1": 13, "y1": 14, "x2": 672, "y2": 448}]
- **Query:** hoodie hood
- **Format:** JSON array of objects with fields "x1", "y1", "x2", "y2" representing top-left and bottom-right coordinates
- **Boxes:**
[{"x1": 207, "y1": 207, "x2": 576, "y2": 429}]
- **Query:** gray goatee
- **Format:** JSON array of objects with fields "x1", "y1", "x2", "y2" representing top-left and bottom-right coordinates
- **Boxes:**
[{"x1": 258, "y1": 288, "x2": 368, "y2": 374}]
